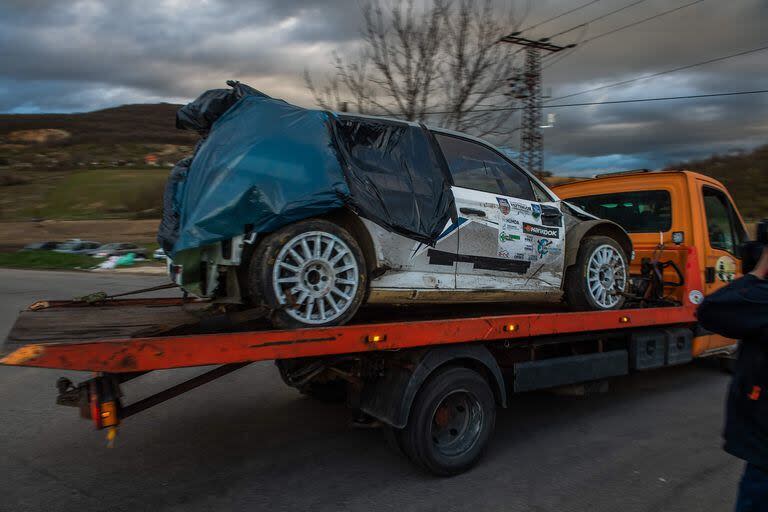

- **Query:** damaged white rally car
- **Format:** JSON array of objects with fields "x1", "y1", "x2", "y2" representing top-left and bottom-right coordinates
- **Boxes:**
[{"x1": 163, "y1": 85, "x2": 632, "y2": 329}]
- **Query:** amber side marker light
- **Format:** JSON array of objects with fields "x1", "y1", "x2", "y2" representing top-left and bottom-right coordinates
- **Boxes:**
[
  {"x1": 619, "y1": 316, "x2": 631, "y2": 324},
  {"x1": 100, "y1": 401, "x2": 119, "y2": 427},
  {"x1": 367, "y1": 334, "x2": 387, "y2": 343},
  {"x1": 504, "y1": 324, "x2": 519, "y2": 333}
]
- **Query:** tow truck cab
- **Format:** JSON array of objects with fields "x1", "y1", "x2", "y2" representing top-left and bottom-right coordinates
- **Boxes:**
[{"x1": 553, "y1": 169, "x2": 748, "y2": 357}]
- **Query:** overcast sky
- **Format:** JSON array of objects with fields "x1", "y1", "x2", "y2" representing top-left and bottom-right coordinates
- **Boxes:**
[{"x1": 1, "y1": 0, "x2": 766, "y2": 175}]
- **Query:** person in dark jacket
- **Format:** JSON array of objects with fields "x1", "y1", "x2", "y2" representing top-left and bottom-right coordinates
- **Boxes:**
[{"x1": 698, "y1": 247, "x2": 768, "y2": 512}]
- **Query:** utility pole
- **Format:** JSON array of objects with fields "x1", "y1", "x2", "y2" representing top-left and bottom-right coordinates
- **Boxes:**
[{"x1": 500, "y1": 34, "x2": 573, "y2": 175}]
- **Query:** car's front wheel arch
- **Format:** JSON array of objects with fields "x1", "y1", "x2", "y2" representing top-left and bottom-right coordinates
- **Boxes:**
[{"x1": 563, "y1": 220, "x2": 632, "y2": 279}]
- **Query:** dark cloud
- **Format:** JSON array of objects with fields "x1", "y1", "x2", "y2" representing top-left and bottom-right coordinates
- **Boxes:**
[{"x1": 0, "y1": 0, "x2": 766, "y2": 173}]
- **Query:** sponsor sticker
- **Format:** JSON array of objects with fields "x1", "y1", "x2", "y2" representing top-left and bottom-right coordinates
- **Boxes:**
[
  {"x1": 503, "y1": 218, "x2": 521, "y2": 227},
  {"x1": 537, "y1": 239, "x2": 552, "y2": 257},
  {"x1": 716, "y1": 255, "x2": 737, "y2": 282},
  {"x1": 499, "y1": 231, "x2": 521, "y2": 243},
  {"x1": 531, "y1": 203, "x2": 542, "y2": 219},
  {"x1": 527, "y1": 254, "x2": 538, "y2": 262},
  {"x1": 496, "y1": 197, "x2": 511, "y2": 215},
  {"x1": 523, "y1": 223, "x2": 559, "y2": 239},
  {"x1": 508, "y1": 202, "x2": 533, "y2": 215},
  {"x1": 514, "y1": 252, "x2": 525, "y2": 259}
]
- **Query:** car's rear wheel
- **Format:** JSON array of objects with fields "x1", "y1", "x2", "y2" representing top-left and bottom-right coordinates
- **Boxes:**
[
  {"x1": 565, "y1": 235, "x2": 628, "y2": 311},
  {"x1": 248, "y1": 219, "x2": 367, "y2": 328}
]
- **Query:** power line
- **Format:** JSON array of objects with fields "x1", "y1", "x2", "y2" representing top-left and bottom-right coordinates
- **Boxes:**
[
  {"x1": 579, "y1": 0, "x2": 705, "y2": 46},
  {"x1": 546, "y1": 0, "x2": 651, "y2": 40},
  {"x1": 547, "y1": 89, "x2": 768, "y2": 108},
  {"x1": 518, "y1": 0, "x2": 602, "y2": 34},
  {"x1": 542, "y1": 0, "x2": 706, "y2": 70},
  {"x1": 547, "y1": 43, "x2": 768, "y2": 102},
  {"x1": 418, "y1": 89, "x2": 768, "y2": 116},
  {"x1": 541, "y1": 25, "x2": 589, "y2": 70}
]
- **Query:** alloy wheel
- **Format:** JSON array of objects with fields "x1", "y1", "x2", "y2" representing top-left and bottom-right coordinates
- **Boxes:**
[{"x1": 272, "y1": 231, "x2": 360, "y2": 324}]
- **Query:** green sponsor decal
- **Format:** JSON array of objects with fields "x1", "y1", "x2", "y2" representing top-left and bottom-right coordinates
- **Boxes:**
[{"x1": 499, "y1": 231, "x2": 521, "y2": 243}]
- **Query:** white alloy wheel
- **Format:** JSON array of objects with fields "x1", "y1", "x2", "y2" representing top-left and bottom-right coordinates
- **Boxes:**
[
  {"x1": 586, "y1": 244, "x2": 627, "y2": 309},
  {"x1": 271, "y1": 231, "x2": 360, "y2": 325}
]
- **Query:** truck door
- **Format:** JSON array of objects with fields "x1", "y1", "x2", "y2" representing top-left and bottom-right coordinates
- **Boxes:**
[
  {"x1": 700, "y1": 184, "x2": 747, "y2": 295},
  {"x1": 432, "y1": 132, "x2": 564, "y2": 291}
]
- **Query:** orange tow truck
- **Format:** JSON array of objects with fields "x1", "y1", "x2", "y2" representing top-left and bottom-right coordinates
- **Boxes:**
[
  {"x1": 0, "y1": 169, "x2": 746, "y2": 475},
  {"x1": 554, "y1": 169, "x2": 748, "y2": 357}
]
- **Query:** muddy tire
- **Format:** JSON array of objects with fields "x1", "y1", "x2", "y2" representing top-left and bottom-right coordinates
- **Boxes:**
[
  {"x1": 247, "y1": 219, "x2": 367, "y2": 329},
  {"x1": 565, "y1": 235, "x2": 628, "y2": 311}
]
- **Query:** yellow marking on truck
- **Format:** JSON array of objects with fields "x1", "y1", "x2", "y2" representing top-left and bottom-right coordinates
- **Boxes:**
[{"x1": 0, "y1": 344, "x2": 45, "y2": 365}]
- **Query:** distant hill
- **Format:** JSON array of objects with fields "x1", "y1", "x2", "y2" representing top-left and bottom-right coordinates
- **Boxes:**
[
  {"x1": 665, "y1": 144, "x2": 768, "y2": 220},
  {"x1": 0, "y1": 103, "x2": 197, "y2": 173},
  {"x1": 0, "y1": 103, "x2": 195, "y2": 145}
]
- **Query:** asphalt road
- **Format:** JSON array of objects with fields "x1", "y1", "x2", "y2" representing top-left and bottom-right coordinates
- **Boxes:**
[{"x1": 0, "y1": 269, "x2": 744, "y2": 512}]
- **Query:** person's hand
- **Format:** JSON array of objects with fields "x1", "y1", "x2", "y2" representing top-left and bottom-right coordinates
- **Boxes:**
[{"x1": 749, "y1": 246, "x2": 768, "y2": 279}]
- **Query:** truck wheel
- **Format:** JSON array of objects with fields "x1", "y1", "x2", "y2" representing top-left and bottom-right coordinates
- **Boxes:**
[
  {"x1": 565, "y1": 235, "x2": 628, "y2": 311},
  {"x1": 248, "y1": 219, "x2": 367, "y2": 328},
  {"x1": 400, "y1": 367, "x2": 496, "y2": 476}
]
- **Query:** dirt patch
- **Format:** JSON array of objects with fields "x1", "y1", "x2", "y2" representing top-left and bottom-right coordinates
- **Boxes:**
[
  {"x1": 7, "y1": 129, "x2": 71, "y2": 144},
  {"x1": 0, "y1": 219, "x2": 159, "y2": 249}
]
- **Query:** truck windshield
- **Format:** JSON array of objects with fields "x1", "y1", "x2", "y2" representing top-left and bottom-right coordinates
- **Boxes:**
[{"x1": 565, "y1": 190, "x2": 672, "y2": 233}]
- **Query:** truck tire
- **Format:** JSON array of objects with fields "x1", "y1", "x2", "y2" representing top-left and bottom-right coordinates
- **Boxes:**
[
  {"x1": 398, "y1": 366, "x2": 496, "y2": 476},
  {"x1": 565, "y1": 235, "x2": 628, "y2": 311},
  {"x1": 248, "y1": 219, "x2": 367, "y2": 329}
]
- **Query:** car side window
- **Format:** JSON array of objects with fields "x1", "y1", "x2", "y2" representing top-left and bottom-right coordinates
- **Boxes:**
[
  {"x1": 531, "y1": 181, "x2": 553, "y2": 202},
  {"x1": 703, "y1": 186, "x2": 745, "y2": 256},
  {"x1": 434, "y1": 133, "x2": 535, "y2": 201}
]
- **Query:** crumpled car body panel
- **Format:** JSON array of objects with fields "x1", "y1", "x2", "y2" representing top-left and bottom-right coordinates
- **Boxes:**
[
  {"x1": 160, "y1": 83, "x2": 455, "y2": 261},
  {"x1": 173, "y1": 96, "x2": 349, "y2": 255}
]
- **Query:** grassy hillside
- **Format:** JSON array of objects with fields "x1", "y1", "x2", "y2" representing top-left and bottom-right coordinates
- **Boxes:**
[
  {"x1": 0, "y1": 168, "x2": 171, "y2": 221},
  {"x1": 665, "y1": 144, "x2": 768, "y2": 220},
  {"x1": 0, "y1": 103, "x2": 197, "y2": 221}
]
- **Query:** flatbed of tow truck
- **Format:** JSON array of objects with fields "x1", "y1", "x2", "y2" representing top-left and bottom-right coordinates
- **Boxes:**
[{"x1": 0, "y1": 245, "x2": 722, "y2": 475}]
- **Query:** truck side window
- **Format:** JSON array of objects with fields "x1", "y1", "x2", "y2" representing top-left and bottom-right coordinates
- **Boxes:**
[
  {"x1": 703, "y1": 186, "x2": 745, "y2": 256},
  {"x1": 434, "y1": 133, "x2": 535, "y2": 201},
  {"x1": 565, "y1": 190, "x2": 672, "y2": 233}
]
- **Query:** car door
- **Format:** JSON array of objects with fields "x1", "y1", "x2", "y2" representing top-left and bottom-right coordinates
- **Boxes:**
[
  {"x1": 433, "y1": 132, "x2": 565, "y2": 291},
  {"x1": 699, "y1": 183, "x2": 747, "y2": 295}
]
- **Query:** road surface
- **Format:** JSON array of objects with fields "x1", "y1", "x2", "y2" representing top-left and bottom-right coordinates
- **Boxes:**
[{"x1": 0, "y1": 269, "x2": 743, "y2": 511}]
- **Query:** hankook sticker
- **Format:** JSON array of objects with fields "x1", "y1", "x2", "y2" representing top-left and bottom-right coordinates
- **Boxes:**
[{"x1": 523, "y1": 223, "x2": 559, "y2": 239}]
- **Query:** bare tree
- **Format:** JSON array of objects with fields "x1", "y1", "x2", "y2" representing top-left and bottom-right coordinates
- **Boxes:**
[
  {"x1": 439, "y1": 0, "x2": 521, "y2": 137},
  {"x1": 306, "y1": 0, "x2": 524, "y2": 139}
]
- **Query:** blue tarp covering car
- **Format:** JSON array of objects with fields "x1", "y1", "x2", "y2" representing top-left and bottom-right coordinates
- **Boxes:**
[{"x1": 158, "y1": 81, "x2": 456, "y2": 257}]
